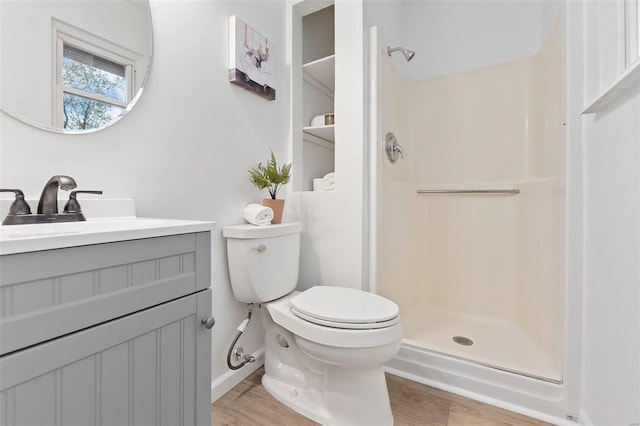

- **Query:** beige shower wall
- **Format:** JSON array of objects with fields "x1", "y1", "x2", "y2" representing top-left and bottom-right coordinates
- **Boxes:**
[
  {"x1": 411, "y1": 60, "x2": 528, "y2": 184},
  {"x1": 515, "y1": 21, "x2": 565, "y2": 365},
  {"x1": 377, "y1": 53, "x2": 419, "y2": 313},
  {"x1": 378, "y1": 21, "x2": 564, "y2": 364}
]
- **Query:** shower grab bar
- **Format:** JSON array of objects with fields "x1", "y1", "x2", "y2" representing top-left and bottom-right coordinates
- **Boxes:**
[{"x1": 417, "y1": 189, "x2": 520, "y2": 195}]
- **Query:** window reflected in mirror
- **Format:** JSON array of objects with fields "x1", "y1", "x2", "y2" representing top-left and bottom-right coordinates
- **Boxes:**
[
  {"x1": 61, "y1": 45, "x2": 129, "y2": 130},
  {"x1": 53, "y1": 17, "x2": 143, "y2": 131},
  {"x1": 0, "y1": 0, "x2": 152, "y2": 133},
  {"x1": 63, "y1": 46, "x2": 127, "y2": 102}
]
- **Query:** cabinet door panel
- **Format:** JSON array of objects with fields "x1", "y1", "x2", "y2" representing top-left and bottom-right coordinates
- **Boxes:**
[
  {"x1": 159, "y1": 321, "x2": 181, "y2": 426},
  {"x1": 61, "y1": 356, "x2": 96, "y2": 426},
  {"x1": 7, "y1": 372, "x2": 56, "y2": 426},
  {"x1": 100, "y1": 343, "x2": 130, "y2": 426},
  {"x1": 132, "y1": 330, "x2": 159, "y2": 425},
  {"x1": 0, "y1": 290, "x2": 212, "y2": 426}
]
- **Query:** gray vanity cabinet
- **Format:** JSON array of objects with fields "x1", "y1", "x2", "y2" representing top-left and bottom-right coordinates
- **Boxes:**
[{"x1": 0, "y1": 232, "x2": 213, "y2": 426}]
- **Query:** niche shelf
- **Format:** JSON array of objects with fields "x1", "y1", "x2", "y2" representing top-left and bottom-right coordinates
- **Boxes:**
[
  {"x1": 303, "y1": 124, "x2": 335, "y2": 144},
  {"x1": 303, "y1": 54, "x2": 335, "y2": 96}
]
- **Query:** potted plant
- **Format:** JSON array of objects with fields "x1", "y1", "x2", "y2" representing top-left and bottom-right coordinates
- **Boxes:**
[{"x1": 248, "y1": 150, "x2": 292, "y2": 224}]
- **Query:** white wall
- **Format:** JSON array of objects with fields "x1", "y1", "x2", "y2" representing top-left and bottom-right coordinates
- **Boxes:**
[
  {"x1": 396, "y1": 0, "x2": 540, "y2": 80},
  {"x1": 576, "y1": 0, "x2": 640, "y2": 423},
  {"x1": 581, "y1": 91, "x2": 640, "y2": 426},
  {"x1": 373, "y1": 0, "x2": 562, "y2": 82},
  {"x1": 302, "y1": 5, "x2": 334, "y2": 64},
  {"x1": 0, "y1": 0, "x2": 289, "y2": 398}
]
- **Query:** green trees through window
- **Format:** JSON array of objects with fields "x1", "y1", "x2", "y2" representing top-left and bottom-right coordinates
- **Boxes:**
[{"x1": 61, "y1": 46, "x2": 127, "y2": 130}]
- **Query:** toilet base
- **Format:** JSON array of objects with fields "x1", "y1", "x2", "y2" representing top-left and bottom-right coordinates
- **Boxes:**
[
  {"x1": 262, "y1": 374, "x2": 330, "y2": 424},
  {"x1": 260, "y1": 303, "x2": 396, "y2": 426},
  {"x1": 262, "y1": 365, "x2": 394, "y2": 426}
]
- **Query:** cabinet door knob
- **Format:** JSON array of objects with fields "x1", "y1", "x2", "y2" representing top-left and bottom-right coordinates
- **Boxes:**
[{"x1": 201, "y1": 317, "x2": 215, "y2": 329}]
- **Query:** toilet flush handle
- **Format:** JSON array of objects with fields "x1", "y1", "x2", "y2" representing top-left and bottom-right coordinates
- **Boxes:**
[{"x1": 252, "y1": 244, "x2": 267, "y2": 253}]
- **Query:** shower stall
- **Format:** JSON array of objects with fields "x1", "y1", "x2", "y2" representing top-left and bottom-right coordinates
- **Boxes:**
[{"x1": 368, "y1": 0, "x2": 566, "y2": 415}]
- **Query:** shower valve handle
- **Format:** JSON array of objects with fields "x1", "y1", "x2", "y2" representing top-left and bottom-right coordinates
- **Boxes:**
[{"x1": 385, "y1": 132, "x2": 404, "y2": 164}]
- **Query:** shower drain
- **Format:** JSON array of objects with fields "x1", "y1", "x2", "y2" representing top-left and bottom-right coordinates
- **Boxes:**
[{"x1": 453, "y1": 336, "x2": 474, "y2": 346}]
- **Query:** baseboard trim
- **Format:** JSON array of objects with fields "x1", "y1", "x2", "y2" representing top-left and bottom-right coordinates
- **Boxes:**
[{"x1": 210, "y1": 347, "x2": 265, "y2": 403}]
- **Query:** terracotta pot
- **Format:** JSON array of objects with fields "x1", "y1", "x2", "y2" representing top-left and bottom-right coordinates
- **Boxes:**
[{"x1": 262, "y1": 198, "x2": 285, "y2": 224}]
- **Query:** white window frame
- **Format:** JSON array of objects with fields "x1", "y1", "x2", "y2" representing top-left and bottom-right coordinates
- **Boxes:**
[
  {"x1": 626, "y1": 0, "x2": 639, "y2": 66},
  {"x1": 583, "y1": 0, "x2": 640, "y2": 113},
  {"x1": 52, "y1": 19, "x2": 143, "y2": 128}
]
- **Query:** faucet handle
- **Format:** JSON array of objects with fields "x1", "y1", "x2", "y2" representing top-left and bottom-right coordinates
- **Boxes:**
[
  {"x1": 63, "y1": 190, "x2": 103, "y2": 213},
  {"x1": 0, "y1": 189, "x2": 32, "y2": 215}
]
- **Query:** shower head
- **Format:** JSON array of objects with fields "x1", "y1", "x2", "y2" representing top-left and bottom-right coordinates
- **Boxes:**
[{"x1": 387, "y1": 46, "x2": 415, "y2": 62}]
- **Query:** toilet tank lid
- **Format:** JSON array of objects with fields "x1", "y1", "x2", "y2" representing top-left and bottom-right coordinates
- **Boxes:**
[{"x1": 223, "y1": 222, "x2": 302, "y2": 239}]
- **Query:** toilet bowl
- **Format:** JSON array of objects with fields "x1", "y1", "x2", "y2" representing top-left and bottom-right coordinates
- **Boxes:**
[
  {"x1": 261, "y1": 290, "x2": 402, "y2": 425},
  {"x1": 223, "y1": 223, "x2": 402, "y2": 425}
]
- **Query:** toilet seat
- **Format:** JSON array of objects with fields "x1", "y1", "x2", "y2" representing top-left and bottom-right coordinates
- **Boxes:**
[
  {"x1": 266, "y1": 291, "x2": 403, "y2": 349},
  {"x1": 290, "y1": 286, "x2": 400, "y2": 330},
  {"x1": 291, "y1": 310, "x2": 400, "y2": 329}
]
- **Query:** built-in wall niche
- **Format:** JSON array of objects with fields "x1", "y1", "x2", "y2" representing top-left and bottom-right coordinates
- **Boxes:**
[{"x1": 301, "y1": 4, "x2": 335, "y2": 192}]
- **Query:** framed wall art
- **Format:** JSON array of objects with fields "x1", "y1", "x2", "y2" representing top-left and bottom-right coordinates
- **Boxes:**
[{"x1": 229, "y1": 16, "x2": 275, "y2": 101}]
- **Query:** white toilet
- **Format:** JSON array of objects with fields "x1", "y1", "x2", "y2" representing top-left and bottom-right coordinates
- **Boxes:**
[{"x1": 223, "y1": 222, "x2": 402, "y2": 426}]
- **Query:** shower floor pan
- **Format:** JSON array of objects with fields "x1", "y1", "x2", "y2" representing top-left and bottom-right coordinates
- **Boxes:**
[{"x1": 401, "y1": 308, "x2": 562, "y2": 383}]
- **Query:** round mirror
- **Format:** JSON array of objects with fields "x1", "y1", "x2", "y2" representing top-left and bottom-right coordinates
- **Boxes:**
[{"x1": 0, "y1": 0, "x2": 152, "y2": 133}]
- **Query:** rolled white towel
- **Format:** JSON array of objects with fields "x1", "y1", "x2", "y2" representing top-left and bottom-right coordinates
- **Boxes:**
[
  {"x1": 321, "y1": 172, "x2": 335, "y2": 191},
  {"x1": 321, "y1": 181, "x2": 335, "y2": 191},
  {"x1": 243, "y1": 203, "x2": 273, "y2": 226}
]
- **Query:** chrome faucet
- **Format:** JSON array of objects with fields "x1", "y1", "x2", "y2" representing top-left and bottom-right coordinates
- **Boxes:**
[{"x1": 37, "y1": 175, "x2": 77, "y2": 215}]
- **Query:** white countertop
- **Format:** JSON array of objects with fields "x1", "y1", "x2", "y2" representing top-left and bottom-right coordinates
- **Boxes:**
[{"x1": 0, "y1": 217, "x2": 216, "y2": 255}]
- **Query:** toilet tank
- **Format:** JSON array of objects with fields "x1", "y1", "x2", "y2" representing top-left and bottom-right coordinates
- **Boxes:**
[{"x1": 223, "y1": 222, "x2": 302, "y2": 303}]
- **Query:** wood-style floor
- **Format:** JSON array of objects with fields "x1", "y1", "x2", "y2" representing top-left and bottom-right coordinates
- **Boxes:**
[{"x1": 212, "y1": 367, "x2": 552, "y2": 426}]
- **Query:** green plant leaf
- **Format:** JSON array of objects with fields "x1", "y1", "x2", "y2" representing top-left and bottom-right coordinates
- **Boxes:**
[{"x1": 247, "y1": 149, "x2": 292, "y2": 199}]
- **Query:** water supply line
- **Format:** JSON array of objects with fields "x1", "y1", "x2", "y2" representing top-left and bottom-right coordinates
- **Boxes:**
[{"x1": 227, "y1": 304, "x2": 256, "y2": 370}]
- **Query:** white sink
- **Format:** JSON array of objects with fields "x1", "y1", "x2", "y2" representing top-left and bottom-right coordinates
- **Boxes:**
[{"x1": 0, "y1": 217, "x2": 216, "y2": 255}]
